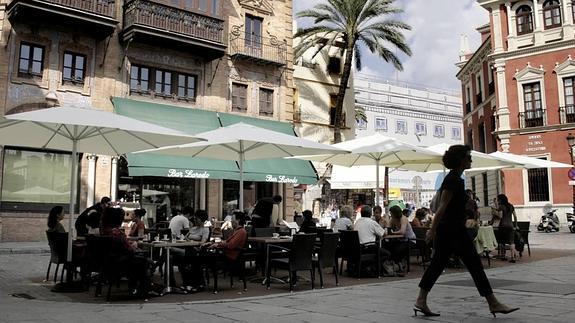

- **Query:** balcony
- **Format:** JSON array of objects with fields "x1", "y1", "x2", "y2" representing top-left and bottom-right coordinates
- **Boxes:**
[
  {"x1": 229, "y1": 27, "x2": 287, "y2": 66},
  {"x1": 121, "y1": 0, "x2": 226, "y2": 59},
  {"x1": 559, "y1": 105, "x2": 575, "y2": 123},
  {"x1": 6, "y1": 0, "x2": 118, "y2": 37},
  {"x1": 519, "y1": 109, "x2": 546, "y2": 128}
]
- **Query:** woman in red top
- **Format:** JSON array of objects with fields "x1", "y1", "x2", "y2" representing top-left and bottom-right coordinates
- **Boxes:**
[
  {"x1": 127, "y1": 208, "x2": 146, "y2": 237},
  {"x1": 209, "y1": 212, "x2": 247, "y2": 260}
]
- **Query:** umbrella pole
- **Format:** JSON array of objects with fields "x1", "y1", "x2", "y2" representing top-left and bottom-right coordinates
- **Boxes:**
[
  {"x1": 239, "y1": 144, "x2": 244, "y2": 212},
  {"x1": 375, "y1": 159, "x2": 380, "y2": 207}
]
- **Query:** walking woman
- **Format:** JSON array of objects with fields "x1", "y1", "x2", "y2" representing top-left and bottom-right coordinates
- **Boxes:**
[{"x1": 414, "y1": 145, "x2": 519, "y2": 317}]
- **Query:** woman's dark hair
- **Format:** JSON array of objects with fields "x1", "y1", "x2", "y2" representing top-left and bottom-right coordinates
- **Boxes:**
[
  {"x1": 497, "y1": 194, "x2": 511, "y2": 208},
  {"x1": 101, "y1": 207, "x2": 125, "y2": 229},
  {"x1": 194, "y1": 209, "x2": 209, "y2": 223},
  {"x1": 302, "y1": 209, "x2": 313, "y2": 219},
  {"x1": 233, "y1": 211, "x2": 246, "y2": 226},
  {"x1": 272, "y1": 195, "x2": 283, "y2": 203},
  {"x1": 373, "y1": 205, "x2": 382, "y2": 214},
  {"x1": 389, "y1": 205, "x2": 403, "y2": 219},
  {"x1": 415, "y1": 208, "x2": 427, "y2": 220},
  {"x1": 134, "y1": 208, "x2": 146, "y2": 219},
  {"x1": 48, "y1": 206, "x2": 63, "y2": 229},
  {"x1": 442, "y1": 145, "x2": 471, "y2": 169}
]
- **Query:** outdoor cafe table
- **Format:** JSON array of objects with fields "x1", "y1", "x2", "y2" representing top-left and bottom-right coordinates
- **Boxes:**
[
  {"x1": 247, "y1": 236, "x2": 293, "y2": 284},
  {"x1": 138, "y1": 240, "x2": 202, "y2": 294},
  {"x1": 473, "y1": 226, "x2": 498, "y2": 254}
]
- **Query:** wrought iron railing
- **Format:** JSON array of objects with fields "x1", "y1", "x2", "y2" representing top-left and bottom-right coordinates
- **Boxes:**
[
  {"x1": 40, "y1": 0, "x2": 115, "y2": 17},
  {"x1": 123, "y1": 0, "x2": 225, "y2": 44},
  {"x1": 519, "y1": 108, "x2": 546, "y2": 128},
  {"x1": 229, "y1": 26, "x2": 287, "y2": 65},
  {"x1": 559, "y1": 105, "x2": 575, "y2": 123}
]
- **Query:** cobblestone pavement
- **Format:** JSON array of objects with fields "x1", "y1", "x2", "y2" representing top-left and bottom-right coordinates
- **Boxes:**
[{"x1": 0, "y1": 227, "x2": 574, "y2": 322}]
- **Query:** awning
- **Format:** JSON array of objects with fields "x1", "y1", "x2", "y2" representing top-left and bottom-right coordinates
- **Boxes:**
[{"x1": 112, "y1": 98, "x2": 318, "y2": 184}]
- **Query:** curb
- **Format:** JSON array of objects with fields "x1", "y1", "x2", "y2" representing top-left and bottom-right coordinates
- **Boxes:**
[{"x1": 0, "y1": 248, "x2": 50, "y2": 255}]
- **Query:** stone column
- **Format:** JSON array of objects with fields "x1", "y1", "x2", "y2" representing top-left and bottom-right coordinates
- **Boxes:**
[
  {"x1": 494, "y1": 59, "x2": 510, "y2": 153},
  {"x1": 86, "y1": 154, "x2": 98, "y2": 206},
  {"x1": 110, "y1": 157, "x2": 118, "y2": 202},
  {"x1": 533, "y1": 0, "x2": 541, "y2": 30},
  {"x1": 492, "y1": 6, "x2": 505, "y2": 53},
  {"x1": 199, "y1": 178, "x2": 206, "y2": 210},
  {"x1": 506, "y1": 2, "x2": 514, "y2": 38}
]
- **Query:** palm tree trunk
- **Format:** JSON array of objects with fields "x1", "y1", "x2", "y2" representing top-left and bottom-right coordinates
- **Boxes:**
[{"x1": 333, "y1": 43, "x2": 355, "y2": 143}]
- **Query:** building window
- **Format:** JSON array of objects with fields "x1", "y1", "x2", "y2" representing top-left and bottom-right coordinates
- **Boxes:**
[
  {"x1": 62, "y1": 52, "x2": 86, "y2": 84},
  {"x1": 198, "y1": 0, "x2": 207, "y2": 11},
  {"x1": 329, "y1": 94, "x2": 337, "y2": 126},
  {"x1": 433, "y1": 125, "x2": 445, "y2": 138},
  {"x1": 177, "y1": 74, "x2": 196, "y2": 100},
  {"x1": 564, "y1": 77, "x2": 575, "y2": 122},
  {"x1": 465, "y1": 86, "x2": 472, "y2": 113},
  {"x1": 488, "y1": 66, "x2": 495, "y2": 95},
  {"x1": 211, "y1": 0, "x2": 219, "y2": 15},
  {"x1": 1, "y1": 148, "x2": 72, "y2": 207},
  {"x1": 471, "y1": 176, "x2": 476, "y2": 194},
  {"x1": 491, "y1": 115, "x2": 498, "y2": 151},
  {"x1": 478, "y1": 122, "x2": 486, "y2": 153},
  {"x1": 375, "y1": 117, "x2": 387, "y2": 131},
  {"x1": 232, "y1": 83, "x2": 248, "y2": 112},
  {"x1": 18, "y1": 43, "x2": 44, "y2": 77},
  {"x1": 482, "y1": 173, "x2": 488, "y2": 207},
  {"x1": 396, "y1": 120, "x2": 407, "y2": 134},
  {"x1": 467, "y1": 129, "x2": 473, "y2": 149},
  {"x1": 259, "y1": 88, "x2": 274, "y2": 116},
  {"x1": 476, "y1": 74, "x2": 483, "y2": 105},
  {"x1": 516, "y1": 5, "x2": 534, "y2": 35},
  {"x1": 528, "y1": 166, "x2": 550, "y2": 202},
  {"x1": 327, "y1": 56, "x2": 342, "y2": 74},
  {"x1": 522, "y1": 82, "x2": 544, "y2": 127},
  {"x1": 415, "y1": 122, "x2": 426, "y2": 135},
  {"x1": 245, "y1": 15, "x2": 263, "y2": 50},
  {"x1": 357, "y1": 118, "x2": 367, "y2": 130},
  {"x1": 543, "y1": 0, "x2": 562, "y2": 29},
  {"x1": 154, "y1": 69, "x2": 173, "y2": 96},
  {"x1": 451, "y1": 127, "x2": 461, "y2": 140},
  {"x1": 130, "y1": 65, "x2": 150, "y2": 93}
]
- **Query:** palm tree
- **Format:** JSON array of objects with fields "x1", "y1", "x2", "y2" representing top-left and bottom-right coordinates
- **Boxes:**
[{"x1": 295, "y1": 0, "x2": 412, "y2": 143}]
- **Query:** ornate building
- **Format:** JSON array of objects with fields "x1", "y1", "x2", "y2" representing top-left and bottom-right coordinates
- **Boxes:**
[
  {"x1": 458, "y1": 0, "x2": 575, "y2": 222},
  {"x1": 0, "y1": 0, "x2": 305, "y2": 241}
]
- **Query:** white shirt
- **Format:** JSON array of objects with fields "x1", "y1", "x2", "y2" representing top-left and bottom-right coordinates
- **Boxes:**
[
  {"x1": 333, "y1": 217, "x2": 353, "y2": 232},
  {"x1": 354, "y1": 217, "x2": 385, "y2": 244},
  {"x1": 169, "y1": 215, "x2": 190, "y2": 235}
]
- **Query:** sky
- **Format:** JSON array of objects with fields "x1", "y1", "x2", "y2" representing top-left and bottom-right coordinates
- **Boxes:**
[{"x1": 293, "y1": 0, "x2": 489, "y2": 92}]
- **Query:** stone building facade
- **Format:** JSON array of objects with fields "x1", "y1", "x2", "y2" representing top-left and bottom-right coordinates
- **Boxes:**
[{"x1": 0, "y1": 0, "x2": 299, "y2": 241}]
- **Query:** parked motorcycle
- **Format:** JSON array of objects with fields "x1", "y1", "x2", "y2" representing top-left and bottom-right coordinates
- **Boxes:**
[
  {"x1": 537, "y1": 209, "x2": 560, "y2": 232},
  {"x1": 567, "y1": 212, "x2": 575, "y2": 233}
]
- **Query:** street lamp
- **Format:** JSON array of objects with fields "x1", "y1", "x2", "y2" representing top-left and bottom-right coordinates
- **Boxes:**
[{"x1": 566, "y1": 133, "x2": 575, "y2": 209}]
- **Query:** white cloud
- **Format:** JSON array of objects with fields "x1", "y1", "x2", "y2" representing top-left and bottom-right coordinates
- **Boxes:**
[{"x1": 293, "y1": 0, "x2": 488, "y2": 91}]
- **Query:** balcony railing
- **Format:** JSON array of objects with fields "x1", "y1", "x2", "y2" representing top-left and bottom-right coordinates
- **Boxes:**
[
  {"x1": 519, "y1": 108, "x2": 546, "y2": 128},
  {"x1": 39, "y1": 0, "x2": 115, "y2": 17},
  {"x1": 229, "y1": 26, "x2": 287, "y2": 66},
  {"x1": 123, "y1": 0, "x2": 225, "y2": 44},
  {"x1": 559, "y1": 105, "x2": 575, "y2": 123}
]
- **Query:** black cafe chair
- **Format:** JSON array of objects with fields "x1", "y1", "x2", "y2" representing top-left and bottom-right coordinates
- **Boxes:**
[
  {"x1": 312, "y1": 232, "x2": 339, "y2": 288},
  {"x1": 516, "y1": 221, "x2": 531, "y2": 256},
  {"x1": 267, "y1": 233, "x2": 317, "y2": 292}
]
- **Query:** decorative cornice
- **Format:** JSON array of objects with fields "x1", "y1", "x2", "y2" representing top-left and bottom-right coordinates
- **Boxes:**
[
  {"x1": 359, "y1": 104, "x2": 462, "y2": 123},
  {"x1": 239, "y1": 0, "x2": 274, "y2": 15},
  {"x1": 490, "y1": 39, "x2": 575, "y2": 60}
]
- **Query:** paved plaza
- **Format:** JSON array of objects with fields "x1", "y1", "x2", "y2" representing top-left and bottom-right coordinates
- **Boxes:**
[{"x1": 1, "y1": 229, "x2": 575, "y2": 322}]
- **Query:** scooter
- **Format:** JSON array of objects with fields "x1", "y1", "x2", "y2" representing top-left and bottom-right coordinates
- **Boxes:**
[
  {"x1": 537, "y1": 209, "x2": 560, "y2": 232},
  {"x1": 567, "y1": 211, "x2": 575, "y2": 233}
]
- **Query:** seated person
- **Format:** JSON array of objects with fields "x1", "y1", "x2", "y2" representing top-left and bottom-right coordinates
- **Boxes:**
[
  {"x1": 169, "y1": 208, "x2": 191, "y2": 236},
  {"x1": 186, "y1": 210, "x2": 210, "y2": 242},
  {"x1": 333, "y1": 205, "x2": 353, "y2": 232},
  {"x1": 127, "y1": 208, "x2": 146, "y2": 237},
  {"x1": 298, "y1": 210, "x2": 317, "y2": 233},
  {"x1": 385, "y1": 205, "x2": 416, "y2": 269},
  {"x1": 173, "y1": 210, "x2": 210, "y2": 291},
  {"x1": 75, "y1": 196, "x2": 111, "y2": 236},
  {"x1": 100, "y1": 207, "x2": 151, "y2": 298},
  {"x1": 373, "y1": 205, "x2": 387, "y2": 228},
  {"x1": 47, "y1": 206, "x2": 66, "y2": 233},
  {"x1": 207, "y1": 212, "x2": 248, "y2": 261},
  {"x1": 354, "y1": 205, "x2": 391, "y2": 261},
  {"x1": 411, "y1": 208, "x2": 428, "y2": 228}
]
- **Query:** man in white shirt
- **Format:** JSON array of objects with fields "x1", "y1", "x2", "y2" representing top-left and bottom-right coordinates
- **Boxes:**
[
  {"x1": 354, "y1": 205, "x2": 386, "y2": 244},
  {"x1": 169, "y1": 210, "x2": 190, "y2": 237}
]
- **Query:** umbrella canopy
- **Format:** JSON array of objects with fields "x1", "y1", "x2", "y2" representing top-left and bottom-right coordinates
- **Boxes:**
[
  {"x1": 291, "y1": 134, "x2": 443, "y2": 205},
  {"x1": 135, "y1": 122, "x2": 348, "y2": 210},
  {"x1": 0, "y1": 106, "x2": 200, "y2": 262},
  {"x1": 489, "y1": 151, "x2": 572, "y2": 169}
]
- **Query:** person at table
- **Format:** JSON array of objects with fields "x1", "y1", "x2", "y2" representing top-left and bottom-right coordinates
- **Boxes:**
[
  {"x1": 47, "y1": 206, "x2": 66, "y2": 233},
  {"x1": 354, "y1": 205, "x2": 390, "y2": 261},
  {"x1": 411, "y1": 208, "x2": 428, "y2": 228},
  {"x1": 100, "y1": 207, "x2": 151, "y2": 298},
  {"x1": 251, "y1": 195, "x2": 282, "y2": 228},
  {"x1": 169, "y1": 208, "x2": 190, "y2": 238},
  {"x1": 207, "y1": 212, "x2": 248, "y2": 261},
  {"x1": 298, "y1": 210, "x2": 317, "y2": 233},
  {"x1": 187, "y1": 210, "x2": 210, "y2": 242},
  {"x1": 333, "y1": 205, "x2": 353, "y2": 232},
  {"x1": 494, "y1": 194, "x2": 519, "y2": 263},
  {"x1": 373, "y1": 205, "x2": 387, "y2": 228},
  {"x1": 385, "y1": 205, "x2": 416, "y2": 270},
  {"x1": 127, "y1": 208, "x2": 146, "y2": 238},
  {"x1": 414, "y1": 145, "x2": 518, "y2": 317},
  {"x1": 75, "y1": 196, "x2": 111, "y2": 236}
]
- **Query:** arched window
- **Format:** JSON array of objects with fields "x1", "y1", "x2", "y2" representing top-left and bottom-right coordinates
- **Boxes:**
[
  {"x1": 543, "y1": 0, "x2": 562, "y2": 29},
  {"x1": 516, "y1": 5, "x2": 534, "y2": 35}
]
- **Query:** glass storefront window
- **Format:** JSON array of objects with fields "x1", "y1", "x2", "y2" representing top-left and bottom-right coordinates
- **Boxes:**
[{"x1": 1, "y1": 148, "x2": 72, "y2": 204}]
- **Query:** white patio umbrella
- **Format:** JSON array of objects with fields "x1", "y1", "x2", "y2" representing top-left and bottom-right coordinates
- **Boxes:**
[
  {"x1": 135, "y1": 122, "x2": 348, "y2": 210},
  {"x1": 290, "y1": 134, "x2": 443, "y2": 206},
  {"x1": 489, "y1": 151, "x2": 572, "y2": 169},
  {"x1": 0, "y1": 106, "x2": 202, "y2": 266}
]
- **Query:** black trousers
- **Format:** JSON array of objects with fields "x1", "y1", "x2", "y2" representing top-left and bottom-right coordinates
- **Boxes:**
[{"x1": 418, "y1": 223, "x2": 493, "y2": 297}]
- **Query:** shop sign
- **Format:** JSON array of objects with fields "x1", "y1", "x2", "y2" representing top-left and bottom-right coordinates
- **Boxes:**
[
  {"x1": 167, "y1": 169, "x2": 210, "y2": 178},
  {"x1": 525, "y1": 134, "x2": 546, "y2": 152},
  {"x1": 265, "y1": 175, "x2": 299, "y2": 184}
]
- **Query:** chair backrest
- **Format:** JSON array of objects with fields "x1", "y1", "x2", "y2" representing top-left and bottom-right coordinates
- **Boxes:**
[
  {"x1": 289, "y1": 233, "x2": 317, "y2": 270},
  {"x1": 412, "y1": 227, "x2": 429, "y2": 240},
  {"x1": 516, "y1": 221, "x2": 530, "y2": 242},
  {"x1": 85, "y1": 235, "x2": 125, "y2": 269},
  {"x1": 46, "y1": 231, "x2": 68, "y2": 263},
  {"x1": 317, "y1": 232, "x2": 339, "y2": 268},
  {"x1": 338, "y1": 230, "x2": 361, "y2": 262},
  {"x1": 254, "y1": 227, "x2": 274, "y2": 237}
]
